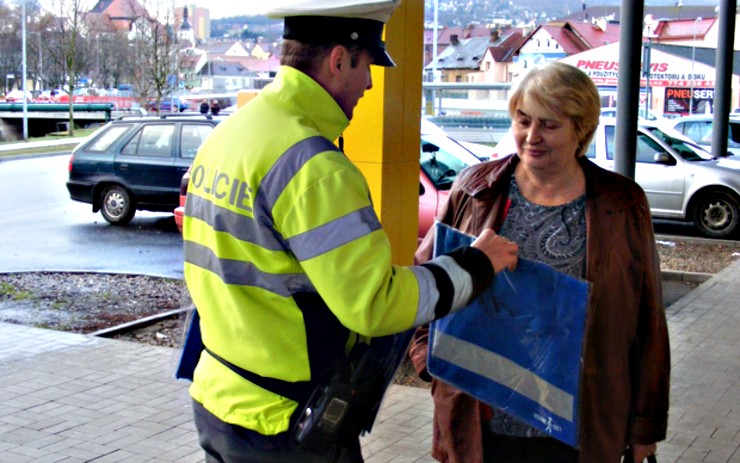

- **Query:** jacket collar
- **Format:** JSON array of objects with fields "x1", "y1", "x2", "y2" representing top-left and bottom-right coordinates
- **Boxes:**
[
  {"x1": 462, "y1": 155, "x2": 642, "y2": 213},
  {"x1": 267, "y1": 66, "x2": 349, "y2": 143}
]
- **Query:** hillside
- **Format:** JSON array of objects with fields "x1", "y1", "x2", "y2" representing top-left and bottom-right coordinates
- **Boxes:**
[{"x1": 209, "y1": 0, "x2": 719, "y2": 40}]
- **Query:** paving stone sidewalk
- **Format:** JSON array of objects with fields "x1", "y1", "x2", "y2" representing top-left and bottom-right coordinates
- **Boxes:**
[{"x1": 0, "y1": 259, "x2": 738, "y2": 462}]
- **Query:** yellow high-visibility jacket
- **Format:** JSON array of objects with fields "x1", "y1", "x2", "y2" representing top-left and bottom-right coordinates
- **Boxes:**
[{"x1": 183, "y1": 66, "x2": 492, "y2": 435}]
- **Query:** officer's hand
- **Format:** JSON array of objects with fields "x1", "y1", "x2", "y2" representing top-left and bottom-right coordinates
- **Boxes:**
[{"x1": 471, "y1": 229, "x2": 518, "y2": 274}]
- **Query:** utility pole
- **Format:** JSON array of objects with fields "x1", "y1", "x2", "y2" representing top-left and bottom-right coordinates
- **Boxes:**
[{"x1": 22, "y1": 0, "x2": 29, "y2": 141}]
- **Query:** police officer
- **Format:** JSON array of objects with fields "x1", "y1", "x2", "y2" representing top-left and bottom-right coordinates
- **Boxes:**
[{"x1": 182, "y1": 1, "x2": 519, "y2": 461}]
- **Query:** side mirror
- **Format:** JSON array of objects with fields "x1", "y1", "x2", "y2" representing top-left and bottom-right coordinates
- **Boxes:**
[
  {"x1": 653, "y1": 153, "x2": 674, "y2": 165},
  {"x1": 419, "y1": 182, "x2": 425, "y2": 195}
]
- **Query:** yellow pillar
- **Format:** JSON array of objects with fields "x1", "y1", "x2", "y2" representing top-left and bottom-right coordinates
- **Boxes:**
[{"x1": 343, "y1": 0, "x2": 424, "y2": 265}]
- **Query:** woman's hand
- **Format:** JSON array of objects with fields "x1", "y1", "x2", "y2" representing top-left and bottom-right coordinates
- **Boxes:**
[{"x1": 631, "y1": 443, "x2": 657, "y2": 462}]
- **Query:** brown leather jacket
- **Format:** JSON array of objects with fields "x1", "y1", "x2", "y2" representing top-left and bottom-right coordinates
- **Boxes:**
[{"x1": 410, "y1": 155, "x2": 670, "y2": 463}]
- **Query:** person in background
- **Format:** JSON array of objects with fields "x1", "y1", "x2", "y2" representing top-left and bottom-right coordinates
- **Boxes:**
[
  {"x1": 410, "y1": 61, "x2": 670, "y2": 463},
  {"x1": 209, "y1": 99, "x2": 220, "y2": 115},
  {"x1": 199, "y1": 99, "x2": 209, "y2": 115},
  {"x1": 182, "y1": 1, "x2": 519, "y2": 462}
]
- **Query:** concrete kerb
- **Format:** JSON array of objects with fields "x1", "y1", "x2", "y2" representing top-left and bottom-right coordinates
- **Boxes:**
[
  {"x1": 0, "y1": 137, "x2": 86, "y2": 152},
  {"x1": 661, "y1": 269, "x2": 713, "y2": 284},
  {"x1": 0, "y1": 138, "x2": 87, "y2": 163}
]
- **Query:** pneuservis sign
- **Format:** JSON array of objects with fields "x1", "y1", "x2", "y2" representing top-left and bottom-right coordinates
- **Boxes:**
[{"x1": 560, "y1": 43, "x2": 715, "y2": 88}]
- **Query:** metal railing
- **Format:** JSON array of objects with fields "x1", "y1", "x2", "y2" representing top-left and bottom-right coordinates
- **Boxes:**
[{"x1": 422, "y1": 82, "x2": 514, "y2": 143}]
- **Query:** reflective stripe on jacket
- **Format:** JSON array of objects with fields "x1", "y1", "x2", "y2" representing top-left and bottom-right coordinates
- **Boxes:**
[{"x1": 183, "y1": 67, "x2": 438, "y2": 435}]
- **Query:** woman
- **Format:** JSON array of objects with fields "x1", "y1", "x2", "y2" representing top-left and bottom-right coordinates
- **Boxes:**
[{"x1": 410, "y1": 62, "x2": 670, "y2": 463}]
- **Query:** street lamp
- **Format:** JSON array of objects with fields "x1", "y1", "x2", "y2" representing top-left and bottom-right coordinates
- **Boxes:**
[
  {"x1": 21, "y1": 0, "x2": 28, "y2": 141},
  {"x1": 642, "y1": 15, "x2": 656, "y2": 121},
  {"x1": 689, "y1": 17, "x2": 702, "y2": 116}
]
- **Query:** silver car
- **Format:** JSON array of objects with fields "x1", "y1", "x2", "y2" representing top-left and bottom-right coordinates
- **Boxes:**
[
  {"x1": 590, "y1": 117, "x2": 740, "y2": 238},
  {"x1": 669, "y1": 114, "x2": 740, "y2": 157},
  {"x1": 492, "y1": 117, "x2": 740, "y2": 238}
]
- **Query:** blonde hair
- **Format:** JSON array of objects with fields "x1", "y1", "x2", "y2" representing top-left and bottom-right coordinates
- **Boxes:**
[{"x1": 508, "y1": 62, "x2": 601, "y2": 157}]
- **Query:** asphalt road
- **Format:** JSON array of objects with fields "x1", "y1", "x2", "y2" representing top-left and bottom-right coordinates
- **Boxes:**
[
  {"x1": 0, "y1": 152, "x2": 713, "y2": 307},
  {"x1": 0, "y1": 153, "x2": 184, "y2": 279}
]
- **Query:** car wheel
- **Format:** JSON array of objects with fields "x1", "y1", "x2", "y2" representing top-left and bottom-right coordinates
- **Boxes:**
[
  {"x1": 100, "y1": 185, "x2": 136, "y2": 225},
  {"x1": 692, "y1": 191, "x2": 739, "y2": 238}
]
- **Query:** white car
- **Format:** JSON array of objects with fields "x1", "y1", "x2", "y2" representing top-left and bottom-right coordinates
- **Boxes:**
[
  {"x1": 4, "y1": 89, "x2": 32, "y2": 102},
  {"x1": 669, "y1": 114, "x2": 740, "y2": 157},
  {"x1": 491, "y1": 117, "x2": 740, "y2": 238},
  {"x1": 600, "y1": 107, "x2": 667, "y2": 123}
]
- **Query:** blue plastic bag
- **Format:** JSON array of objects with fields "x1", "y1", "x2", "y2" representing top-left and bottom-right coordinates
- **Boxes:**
[{"x1": 428, "y1": 222, "x2": 590, "y2": 447}]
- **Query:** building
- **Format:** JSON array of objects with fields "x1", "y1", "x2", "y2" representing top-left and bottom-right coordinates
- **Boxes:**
[
  {"x1": 513, "y1": 20, "x2": 621, "y2": 78},
  {"x1": 560, "y1": 42, "x2": 740, "y2": 116},
  {"x1": 87, "y1": 0, "x2": 147, "y2": 33},
  {"x1": 425, "y1": 27, "x2": 527, "y2": 83},
  {"x1": 175, "y1": 4, "x2": 210, "y2": 42}
]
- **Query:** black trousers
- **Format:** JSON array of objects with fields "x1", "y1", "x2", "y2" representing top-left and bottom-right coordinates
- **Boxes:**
[
  {"x1": 192, "y1": 400, "x2": 363, "y2": 463},
  {"x1": 483, "y1": 432, "x2": 579, "y2": 463}
]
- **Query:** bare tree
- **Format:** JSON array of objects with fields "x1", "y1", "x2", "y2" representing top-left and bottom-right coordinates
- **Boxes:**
[
  {"x1": 46, "y1": 0, "x2": 93, "y2": 136},
  {"x1": 129, "y1": 0, "x2": 182, "y2": 114},
  {"x1": 0, "y1": 2, "x2": 22, "y2": 96}
]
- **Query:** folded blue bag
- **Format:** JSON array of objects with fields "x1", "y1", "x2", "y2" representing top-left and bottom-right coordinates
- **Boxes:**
[{"x1": 428, "y1": 222, "x2": 590, "y2": 447}]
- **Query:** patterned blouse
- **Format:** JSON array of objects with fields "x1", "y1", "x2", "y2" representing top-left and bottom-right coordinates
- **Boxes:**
[{"x1": 489, "y1": 175, "x2": 587, "y2": 438}]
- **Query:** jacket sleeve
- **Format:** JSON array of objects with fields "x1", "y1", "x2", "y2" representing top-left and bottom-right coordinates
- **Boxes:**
[
  {"x1": 284, "y1": 158, "x2": 492, "y2": 336},
  {"x1": 628, "y1": 196, "x2": 671, "y2": 444}
]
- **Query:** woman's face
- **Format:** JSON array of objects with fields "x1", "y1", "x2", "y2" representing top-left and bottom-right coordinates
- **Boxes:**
[{"x1": 512, "y1": 94, "x2": 580, "y2": 173}]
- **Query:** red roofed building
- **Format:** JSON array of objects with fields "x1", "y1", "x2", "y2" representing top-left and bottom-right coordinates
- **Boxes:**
[
  {"x1": 87, "y1": 0, "x2": 148, "y2": 33},
  {"x1": 514, "y1": 20, "x2": 621, "y2": 76},
  {"x1": 425, "y1": 26, "x2": 527, "y2": 84}
]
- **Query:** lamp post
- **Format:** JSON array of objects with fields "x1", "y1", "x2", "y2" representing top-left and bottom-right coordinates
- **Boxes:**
[
  {"x1": 21, "y1": 0, "x2": 28, "y2": 141},
  {"x1": 689, "y1": 17, "x2": 702, "y2": 116},
  {"x1": 642, "y1": 15, "x2": 655, "y2": 121}
]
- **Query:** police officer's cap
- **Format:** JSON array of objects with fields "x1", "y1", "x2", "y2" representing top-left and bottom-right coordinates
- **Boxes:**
[{"x1": 266, "y1": 0, "x2": 400, "y2": 67}]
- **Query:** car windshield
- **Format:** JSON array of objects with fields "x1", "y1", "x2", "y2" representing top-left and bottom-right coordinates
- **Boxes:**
[
  {"x1": 646, "y1": 127, "x2": 714, "y2": 161},
  {"x1": 420, "y1": 134, "x2": 480, "y2": 190}
]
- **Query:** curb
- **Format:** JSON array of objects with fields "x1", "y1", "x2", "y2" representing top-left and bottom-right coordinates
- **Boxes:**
[
  {"x1": 0, "y1": 137, "x2": 87, "y2": 153},
  {"x1": 660, "y1": 270, "x2": 713, "y2": 283}
]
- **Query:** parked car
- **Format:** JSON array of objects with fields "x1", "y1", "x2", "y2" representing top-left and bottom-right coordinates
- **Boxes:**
[
  {"x1": 4, "y1": 89, "x2": 32, "y2": 102},
  {"x1": 492, "y1": 117, "x2": 740, "y2": 238},
  {"x1": 67, "y1": 114, "x2": 223, "y2": 225},
  {"x1": 174, "y1": 119, "x2": 482, "y2": 240},
  {"x1": 600, "y1": 107, "x2": 666, "y2": 123},
  {"x1": 148, "y1": 97, "x2": 189, "y2": 113},
  {"x1": 38, "y1": 89, "x2": 68, "y2": 101},
  {"x1": 669, "y1": 114, "x2": 740, "y2": 157}
]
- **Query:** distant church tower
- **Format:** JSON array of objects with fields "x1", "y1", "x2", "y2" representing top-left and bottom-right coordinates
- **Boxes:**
[{"x1": 178, "y1": 6, "x2": 195, "y2": 45}]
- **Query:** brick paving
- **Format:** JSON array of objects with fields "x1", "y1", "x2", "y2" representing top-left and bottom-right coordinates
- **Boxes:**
[{"x1": 0, "y1": 259, "x2": 738, "y2": 462}]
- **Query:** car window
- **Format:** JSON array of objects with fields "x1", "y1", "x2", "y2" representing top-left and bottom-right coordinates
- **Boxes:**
[
  {"x1": 180, "y1": 124, "x2": 214, "y2": 159},
  {"x1": 584, "y1": 138, "x2": 596, "y2": 159},
  {"x1": 121, "y1": 124, "x2": 175, "y2": 157},
  {"x1": 729, "y1": 122, "x2": 740, "y2": 146},
  {"x1": 420, "y1": 134, "x2": 479, "y2": 191},
  {"x1": 605, "y1": 126, "x2": 616, "y2": 161},
  {"x1": 648, "y1": 127, "x2": 713, "y2": 161},
  {"x1": 86, "y1": 125, "x2": 133, "y2": 152},
  {"x1": 635, "y1": 134, "x2": 666, "y2": 163},
  {"x1": 604, "y1": 126, "x2": 665, "y2": 163},
  {"x1": 692, "y1": 121, "x2": 712, "y2": 143}
]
